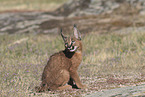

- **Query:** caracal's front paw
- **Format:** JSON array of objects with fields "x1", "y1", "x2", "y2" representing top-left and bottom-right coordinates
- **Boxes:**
[
  {"x1": 78, "y1": 84, "x2": 87, "y2": 89},
  {"x1": 82, "y1": 84, "x2": 88, "y2": 89}
]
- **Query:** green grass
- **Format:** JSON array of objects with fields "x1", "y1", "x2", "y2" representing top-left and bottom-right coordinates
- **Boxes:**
[
  {"x1": 0, "y1": 0, "x2": 67, "y2": 12},
  {"x1": 0, "y1": 32, "x2": 145, "y2": 96}
]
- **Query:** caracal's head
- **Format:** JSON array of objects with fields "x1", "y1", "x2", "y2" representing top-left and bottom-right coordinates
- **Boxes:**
[{"x1": 61, "y1": 24, "x2": 82, "y2": 53}]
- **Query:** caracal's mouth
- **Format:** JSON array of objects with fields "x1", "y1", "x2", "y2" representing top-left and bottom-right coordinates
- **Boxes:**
[{"x1": 68, "y1": 46, "x2": 78, "y2": 52}]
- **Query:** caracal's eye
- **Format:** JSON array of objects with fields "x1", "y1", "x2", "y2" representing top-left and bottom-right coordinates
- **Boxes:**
[
  {"x1": 71, "y1": 41, "x2": 75, "y2": 44},
  {"x1": 65, "y1": 43, "x2": 68, "y2": 47},
  {"x1": 72, "y1": 46, "x2": 74, "y2": 49},
  {"x1": 70, "y1": 41, "x2": 75, "y2": 46}
]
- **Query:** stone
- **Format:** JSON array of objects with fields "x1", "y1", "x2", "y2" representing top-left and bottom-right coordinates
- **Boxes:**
[{"x1": 55, "y1": 0, "x2": 145, "y2": 17}]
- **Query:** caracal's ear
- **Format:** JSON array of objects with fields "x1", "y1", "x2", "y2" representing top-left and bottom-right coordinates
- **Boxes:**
[
  {"x1": 73, "y1": 24, "x2": 81, "y2": 40},
  {"x1": 60, "y1": 28, "x2": 67, "y2": 42}
]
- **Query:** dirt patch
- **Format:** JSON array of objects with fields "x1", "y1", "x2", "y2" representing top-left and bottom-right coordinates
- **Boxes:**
[{"x1": 107, "y1": 77, "x2": 130, "y2": 85}]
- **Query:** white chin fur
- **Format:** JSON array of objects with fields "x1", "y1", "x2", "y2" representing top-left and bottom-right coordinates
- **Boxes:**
[{"x1": 69, "y1": 46, "x2": 78, "y2": 52}]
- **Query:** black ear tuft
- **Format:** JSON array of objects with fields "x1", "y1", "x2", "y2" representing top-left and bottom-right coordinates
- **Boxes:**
[
  {"x1": 60, "y1": 28, "x2": 67, "y2": 42},
  {"x1": 74, "y1": 24, "x2": 77, "y2": 28},
  {"x1": 60, "y1": 28, "x2": 62, "y2": 33}
]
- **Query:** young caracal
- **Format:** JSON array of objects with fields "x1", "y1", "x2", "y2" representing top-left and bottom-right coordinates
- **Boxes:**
[{"x1": 37, "y1": 25, "x2": 86, "y2": 92}]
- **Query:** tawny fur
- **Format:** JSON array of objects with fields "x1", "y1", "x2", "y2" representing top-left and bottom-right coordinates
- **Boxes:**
[{"x1": 36, "y1": 25, "x2": 86, "y2": 92}]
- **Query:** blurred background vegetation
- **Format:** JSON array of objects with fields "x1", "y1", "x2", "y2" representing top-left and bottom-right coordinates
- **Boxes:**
[{"x1": 0, "y1": 0, "x2": 67, "y2": 12}]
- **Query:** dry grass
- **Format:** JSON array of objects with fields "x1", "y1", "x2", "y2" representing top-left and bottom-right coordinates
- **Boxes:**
[
  {"x1": 0, "y1": 31, "x2": 145, "y2": 96},
  {"x1": 82, "y1": 32, "x2": 145, "y2": 77},
  {"x1": 0, "y1": 0, "x2": 67, "y2": 12}
]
